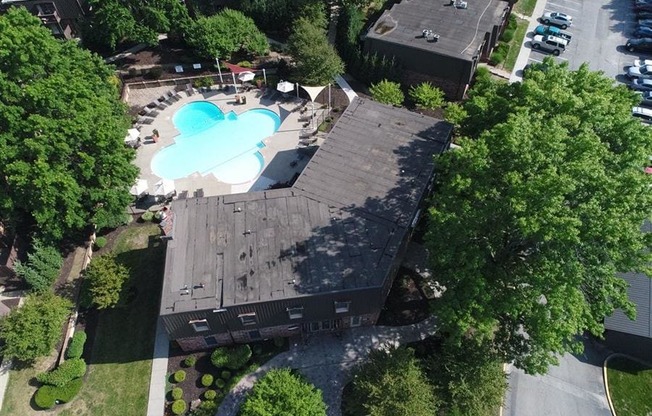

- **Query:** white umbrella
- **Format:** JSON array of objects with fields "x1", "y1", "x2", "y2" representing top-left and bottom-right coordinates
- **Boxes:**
[
  {"x1": 124, "y1": 128, "x2": 140, "y2": 143},
  {"x1": 129, "y1": 179, "x2": 148, "y2": 196},
  {"x1": 277, "y1": 81, "x2": 295, "y2": 93},
  {"x1": 154, "y1": 179, "x2": 175, "y2": 197},
  {"x1": 238, "y1": 71, "x2": 255, "y2": 82}
]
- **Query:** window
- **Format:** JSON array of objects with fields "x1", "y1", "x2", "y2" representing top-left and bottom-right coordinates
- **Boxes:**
[
  {"x1": 350, "y1": 316, "x2": 362, "y2": 327},
  {"x1": 189, "y1": 319, "x2": 210, "y2": 332},
  {"x1": 287, "y1": 306, "x2": 304, "y2": 319},
  {"x1": 204, "y1": 336, "x2": 218, "y2": 347},
  {"x1": 239, "y1": 313, "x2": 257, "y2": 326},
  {"x1": 334, "y1": 301, "x2": 350, "y2": 314}
]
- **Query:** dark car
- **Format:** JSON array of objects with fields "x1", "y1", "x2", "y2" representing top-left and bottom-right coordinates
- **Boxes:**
[
  {"x1": 634, "y1": 25, "x2": 652, "y2": 37},
  {"x1": 637, "y1": 4, "x2": 652, "y2": 13},
  {"x1": 638, "y1": 10, "x2": 652, "y2": 19},
  {"x1": 627, "y1": 37, "x2": 652, "y2": 52},
  {"x1": 638, "y1": 19, "x2": 652, "y2": 28}
]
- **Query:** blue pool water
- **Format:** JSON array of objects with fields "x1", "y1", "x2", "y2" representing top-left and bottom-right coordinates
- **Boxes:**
[{"x1": 151, "y1": 102, "x2": 281, "y2": 184}]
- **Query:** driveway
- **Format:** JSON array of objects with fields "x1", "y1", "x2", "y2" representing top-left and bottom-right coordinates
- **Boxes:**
[
  {"x1": 514, "y1": 0, "x2": 633, "y2": 81},
  {"x1": 503, "y1": 336, "x2": 612, "y2": 416}
]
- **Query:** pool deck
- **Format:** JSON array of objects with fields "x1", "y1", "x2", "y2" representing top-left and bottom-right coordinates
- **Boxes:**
[{"x1": 131, "y1": 87, "x2": 325, "y2": 198}]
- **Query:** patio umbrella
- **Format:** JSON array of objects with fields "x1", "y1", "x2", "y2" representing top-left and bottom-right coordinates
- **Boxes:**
[
  {"x1": 277, "y1": 81, "x2": 295, "y2": 93},
  {"x1": 238, "y1": 71, "x2": 255, "y2": 82},
  {"x1": 124, "y1": 128, "x2": 140, "y2": 144},
  {"x1": 129, "y1": 178, "x2": 148, "y2": 196},
  {"x1": 154, "y1": 179, "x2": 175, "y2": 197}
]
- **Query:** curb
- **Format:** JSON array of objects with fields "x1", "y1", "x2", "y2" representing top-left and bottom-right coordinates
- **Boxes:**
[{"x1": 602, "y1": 353, "x2": 618, "y2": 416}]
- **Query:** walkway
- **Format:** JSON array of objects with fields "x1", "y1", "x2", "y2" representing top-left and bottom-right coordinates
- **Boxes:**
[
  {"x1": 509, "y1": 1, "x2": 549, "y2": 83},
  {"x1": 146, "y1": 319, "x2": 170, "y2": 416},
  {"x1": 217, "y1": 316, "x2": 439, "y2": 416}
]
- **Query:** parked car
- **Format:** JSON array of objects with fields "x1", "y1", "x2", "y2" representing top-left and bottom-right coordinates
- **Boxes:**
[
  {"x1": 639, "y1": 19, "x2": 652, "y2": 28},
  {"x1": 531, "y1": 34, "x2": 568, "y2": 55},
  {"x1": 635, "y1": 3, "x2": 652, "y2": 12},
  {"x1": 534, "y1": 25, "x2": 572, "y2": 42},
  {"x1": 632, "y1": 106, "x2": 652, "y2": 123},
  {"x1": 541, "y1": 12, "x2": 573, "y2": 29},
  {"x1": 628, "y1": 65, "x2": 652, "y2": 78},
  {"x1": 630, "y1": 78, "x2": 652, "y2": 90},
  {"x1": 626, "y1": 37, "x2": 652, "y2": 52},
  {"x1": 636, "y1": 0, "x2": 652, "y2": 6},
  {"x1": 637, "y1": 10, "x2": 652, "y2": 19},
  {"x1": 634, "y1": 58, "x2": 652, "y2": 66},
  {"x1": 634, "y1": 25, "x2": 652, "y2": 37}
]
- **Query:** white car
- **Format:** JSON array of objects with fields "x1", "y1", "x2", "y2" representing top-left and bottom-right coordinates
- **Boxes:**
[
  {"x1": 631, "y1": 78, "x2": 652, "y2": 91},
  {"x1": 628, "y1": 65, "x2": 652, "y2": 78},
  {"x1": 634, "y1": 59, "x2": 652, "y2": 67},
  {"x1": 542, "y1": 12, "x2": 573, "y2": 29},
  {"x1": 640, "y1": 91, "x2": 652, "y2": 106}
]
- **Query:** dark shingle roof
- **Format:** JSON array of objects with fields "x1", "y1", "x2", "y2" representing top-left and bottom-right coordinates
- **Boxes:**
[
  {"x1": 365, "y1": 0, "x2": 510, "y2": 61},
  {"x1": 160, "y1": 99, "x2": 452, "y2": 314}
]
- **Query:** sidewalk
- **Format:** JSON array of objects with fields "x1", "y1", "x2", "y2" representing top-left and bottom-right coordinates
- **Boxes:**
[
  {"x1": 509, "y1": 1, "x2": 549, "y2": 83},
  {"x1": 146, "y1": 319, "x2": 170, "y2": 416},
  {"x1": 217, "y1": 316, "x2": 439, "y2": 416}
]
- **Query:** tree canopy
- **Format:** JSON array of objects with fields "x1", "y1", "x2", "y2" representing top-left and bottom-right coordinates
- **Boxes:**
[
  {"x1": 185, "y1": 9, "x2": 268, "y2": 60},
  {"x1": 14, "y1": 239, "x2": 62, "y2": 293},
  {"x1": 287, "y1": 17, "x2": 344, "y2": 86},
  {"x1": 0, "y1": 293, "x2": 72, "y2": 362},
  {"x1": 81, "y1": 254, "x2": 130, "y2": 309},
  {"x1": 344, "y1": 347, "x2": 438, "y2": 416},
  {"x1": 83, "y1": 0, "x2": 191, "y2": 51},
  {"x1": 240, "y1": 368, "x2": 326, "y2": 416},
  {"x1": 0, "y1": 8, "x2": 138, "y2": 243},
  {"x1": 426, "y1": 59, "x2": 652, "y2": 374}
]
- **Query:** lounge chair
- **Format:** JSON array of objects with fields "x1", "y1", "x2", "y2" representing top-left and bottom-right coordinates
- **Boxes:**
[{"x1": 300, "y1": 136, "x2": 318, "y2": 145}]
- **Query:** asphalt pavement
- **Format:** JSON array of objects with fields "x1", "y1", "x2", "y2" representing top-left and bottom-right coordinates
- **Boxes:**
[{"x1": 503, "y1": 336, "x2": 612, "y2": 416}]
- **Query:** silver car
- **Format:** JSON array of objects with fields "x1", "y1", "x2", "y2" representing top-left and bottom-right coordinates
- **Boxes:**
[
  {"x1": 631, "y1": 78, "x2": 652, "y2": 91},
  {"x1": 542, "y1": 12, "x2": 573, "y2": 29},
  {"x1": 634, "y1": 59, "x2": 652, "y2": 66},
  {"x1": 628, "y1": 65, "x2": 652, "y2": 78}
]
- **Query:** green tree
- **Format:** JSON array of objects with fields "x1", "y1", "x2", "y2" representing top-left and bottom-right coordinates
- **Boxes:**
[
  {"x1": 409, "y1": 82, "x2": 445, "y2": 110},
  {"x1": 0, "y1": 8, "x2": 139, "y2": 243},
  {"x1": 0, "y1": 293, "x2": 72, "y2": 362},
  {"x1": 287, "y1": 17, "x2": 344, "y2": 86},
  {"x1": 13, "y1": 239, "x2": 62, "y2": 293},
  {"x1": 83, "y1": 0, "x2": 191, "y2": 51},
  {"x1": 369, "y1": 80, "x2": 404, "y2": 106},
  {"x1": 443, "y1": 102, "x2": 467, "y2": 132},
  {"x1": 240, "y1": 368, "x2": 326, "y2": 416},
  {"x1": 185, "y1": 9, "x2": 268, "y2": 60},
  {"x1": 345, "y1": 347, "x2": 438, "y2": 416},
  {"x1": 426, "y1": 59, "x2": 652, "y2": 374},
  {"x1": 81, "y1": 254, "x2": 130, "y2": 309}
]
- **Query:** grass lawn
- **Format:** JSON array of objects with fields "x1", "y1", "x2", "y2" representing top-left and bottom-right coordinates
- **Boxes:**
[
  {"x1": 503, "y1": 18, "x2": 529, "y2": 72},
  {"x1": 0, "y1": 224, "x2": 164, "y2": 416},
  {"x1": 514, "y1": 0, "x2": 537, "y2": 17},
  {"x1": 606, "y1": 355, "x2": 652, "y2": 416}
]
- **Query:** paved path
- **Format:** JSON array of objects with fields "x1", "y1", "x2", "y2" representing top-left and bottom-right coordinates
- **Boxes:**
[
  {"x1": 146, "y1": 319, "x2": 170, "y2": 416},
  {"x1": 509, "y1": 0, "x2": 549, "y2": 83},
  {"x1": 217, "y1": 316, "x2": 439, "y2": 416}
]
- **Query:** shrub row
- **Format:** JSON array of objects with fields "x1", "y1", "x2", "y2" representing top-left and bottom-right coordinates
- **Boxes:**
[
  {"x1": 37, "y1": 358, "x2": 87, "y2": 387},
  {"x1": 65, "y1": 331, "x2": 87, "y2": 359},
  {"x1": 34, "y1": 378, "x2": 83, "y2": 409},
  {"x1": 184, "y1": 355, "x2": 197, "y2": 367},
  {"x1": 201, "y1": 374, "x2": 214, "y2": 387},
  {"x1": 173, "y1": 370, "x2": 186, "y2": 383},
  {"x1": 210, "y1": 344, "x2": 252, "y2": 370},
  {"x1": 171, "y1": 399, "x2": 187, "y2": 415},
  {"x1": 171, "y1": 387, "x2": 183, "y2": 400}
]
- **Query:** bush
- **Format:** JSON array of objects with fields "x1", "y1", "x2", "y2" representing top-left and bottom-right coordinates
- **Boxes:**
[
  {"x1": 501, "y1": 29, "x2": 515, "y2": 42},
  {"x1": 193, "y1": 76, "x2": 214, "y2": 89},
  {"x1": 141, "y1": 211, "x2": 155, "y2": 222},
  {"x1": 490, "y1": 52, "x2": 505, "y2": 65},
  {"x1": 204, "y1": 389, "x2": 217, "y2": 400},
  {"x1": 369, "y1": 80, "x2": 404, "y2": 106},
  {"x1": 56, "y1": 378, "x2": 83, "y2": 403},
  {"x1": 148, "y1": 67, "x2": 163, "y2": 79},
  {"x1": 14, "y1": 240, "x2": 62, "y2": 293},
  {"x1": 409, "y1": 82, "x2": 445, "y2": 110},
  {"x1": 184, "y1": 355, "x2": 197, "y2": 367},
  {"x1": 171, "y1": 386, "x2": 183, "y2": 400},
  {"x1": 211, "y1": 344, "x2": 252, "y2": 370},
  {"x1": 221, "y1": 370, "x2": 231, "y2": 380},
  {"x1": 173, "y1": 370, "x2": 186, "y2": 383},
  {"x1": 201, "y1": 374, "x2": 214, "y2": 387},
  {"x1": 237, "y1": 61, "x2": 252, "y2": 68},
  {"x1": 34, "y1": 385, "x2": 57, "y2": 409},
  {"x1": 65, "y1": 331, "x2": 87, "y2": 359},
  {"x1": 94, "y1": 236, "x2": 107, "y2": 249},
  {"x1": 215, "y1": 378, "x2": 226, "y2": 389},
  {"x1": 171, "y1": 399, "x2": 187, "y2": 415},
  {"x1": 37, "y1": 358, "x2": 87, "y2": 387}
]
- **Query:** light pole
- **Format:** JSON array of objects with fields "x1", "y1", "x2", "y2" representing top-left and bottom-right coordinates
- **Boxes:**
[{"x1": 215, "y1": 58, "x2": 224, "y2": 83}]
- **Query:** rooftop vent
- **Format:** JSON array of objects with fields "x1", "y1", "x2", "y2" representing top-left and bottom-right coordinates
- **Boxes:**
[{"x1": 452, "y1": 0, "x2": 468, "y2": 8}]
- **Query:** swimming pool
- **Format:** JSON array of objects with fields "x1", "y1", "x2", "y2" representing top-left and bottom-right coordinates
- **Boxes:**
[{"x1": 151, "y1": 102, "x2": 281, "y2": 184}]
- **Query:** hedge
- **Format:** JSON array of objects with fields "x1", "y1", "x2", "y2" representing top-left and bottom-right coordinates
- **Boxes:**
[
  {"x1": 34, "y1": 379, "x2": 83, "y2": 409},
  {"x1": 171, "y1": 399, "x2": 187, "y2": 415},
  {"x1": 173, "y1": 370, "x2": 186, "y2": 383},
  {"x1": 172, "y1": 387, "x2": 183, "y2": 400},
  {"x1": 65, "y1": 331, "x2": 87, "y2": 359},
  {"x1": 201, "y1": 374, "x2": 214, "y2": 387},
  {"x1": 37, "y1": 358, "x2": 87, "y2": 387},
  {"x1": 210, "y1": 344, "x2": 252, "y2": 370},
  {"x1": 184, "y1": 355, "x2": 197, "y2": 367},
  {"x1": 204, "y1": 389, "x2": 217, "y2": 400}
]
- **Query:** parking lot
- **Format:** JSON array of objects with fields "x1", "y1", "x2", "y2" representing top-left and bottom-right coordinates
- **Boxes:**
[{"x1": 519, "y1": 0, "x2": 636, "y2": 81}]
